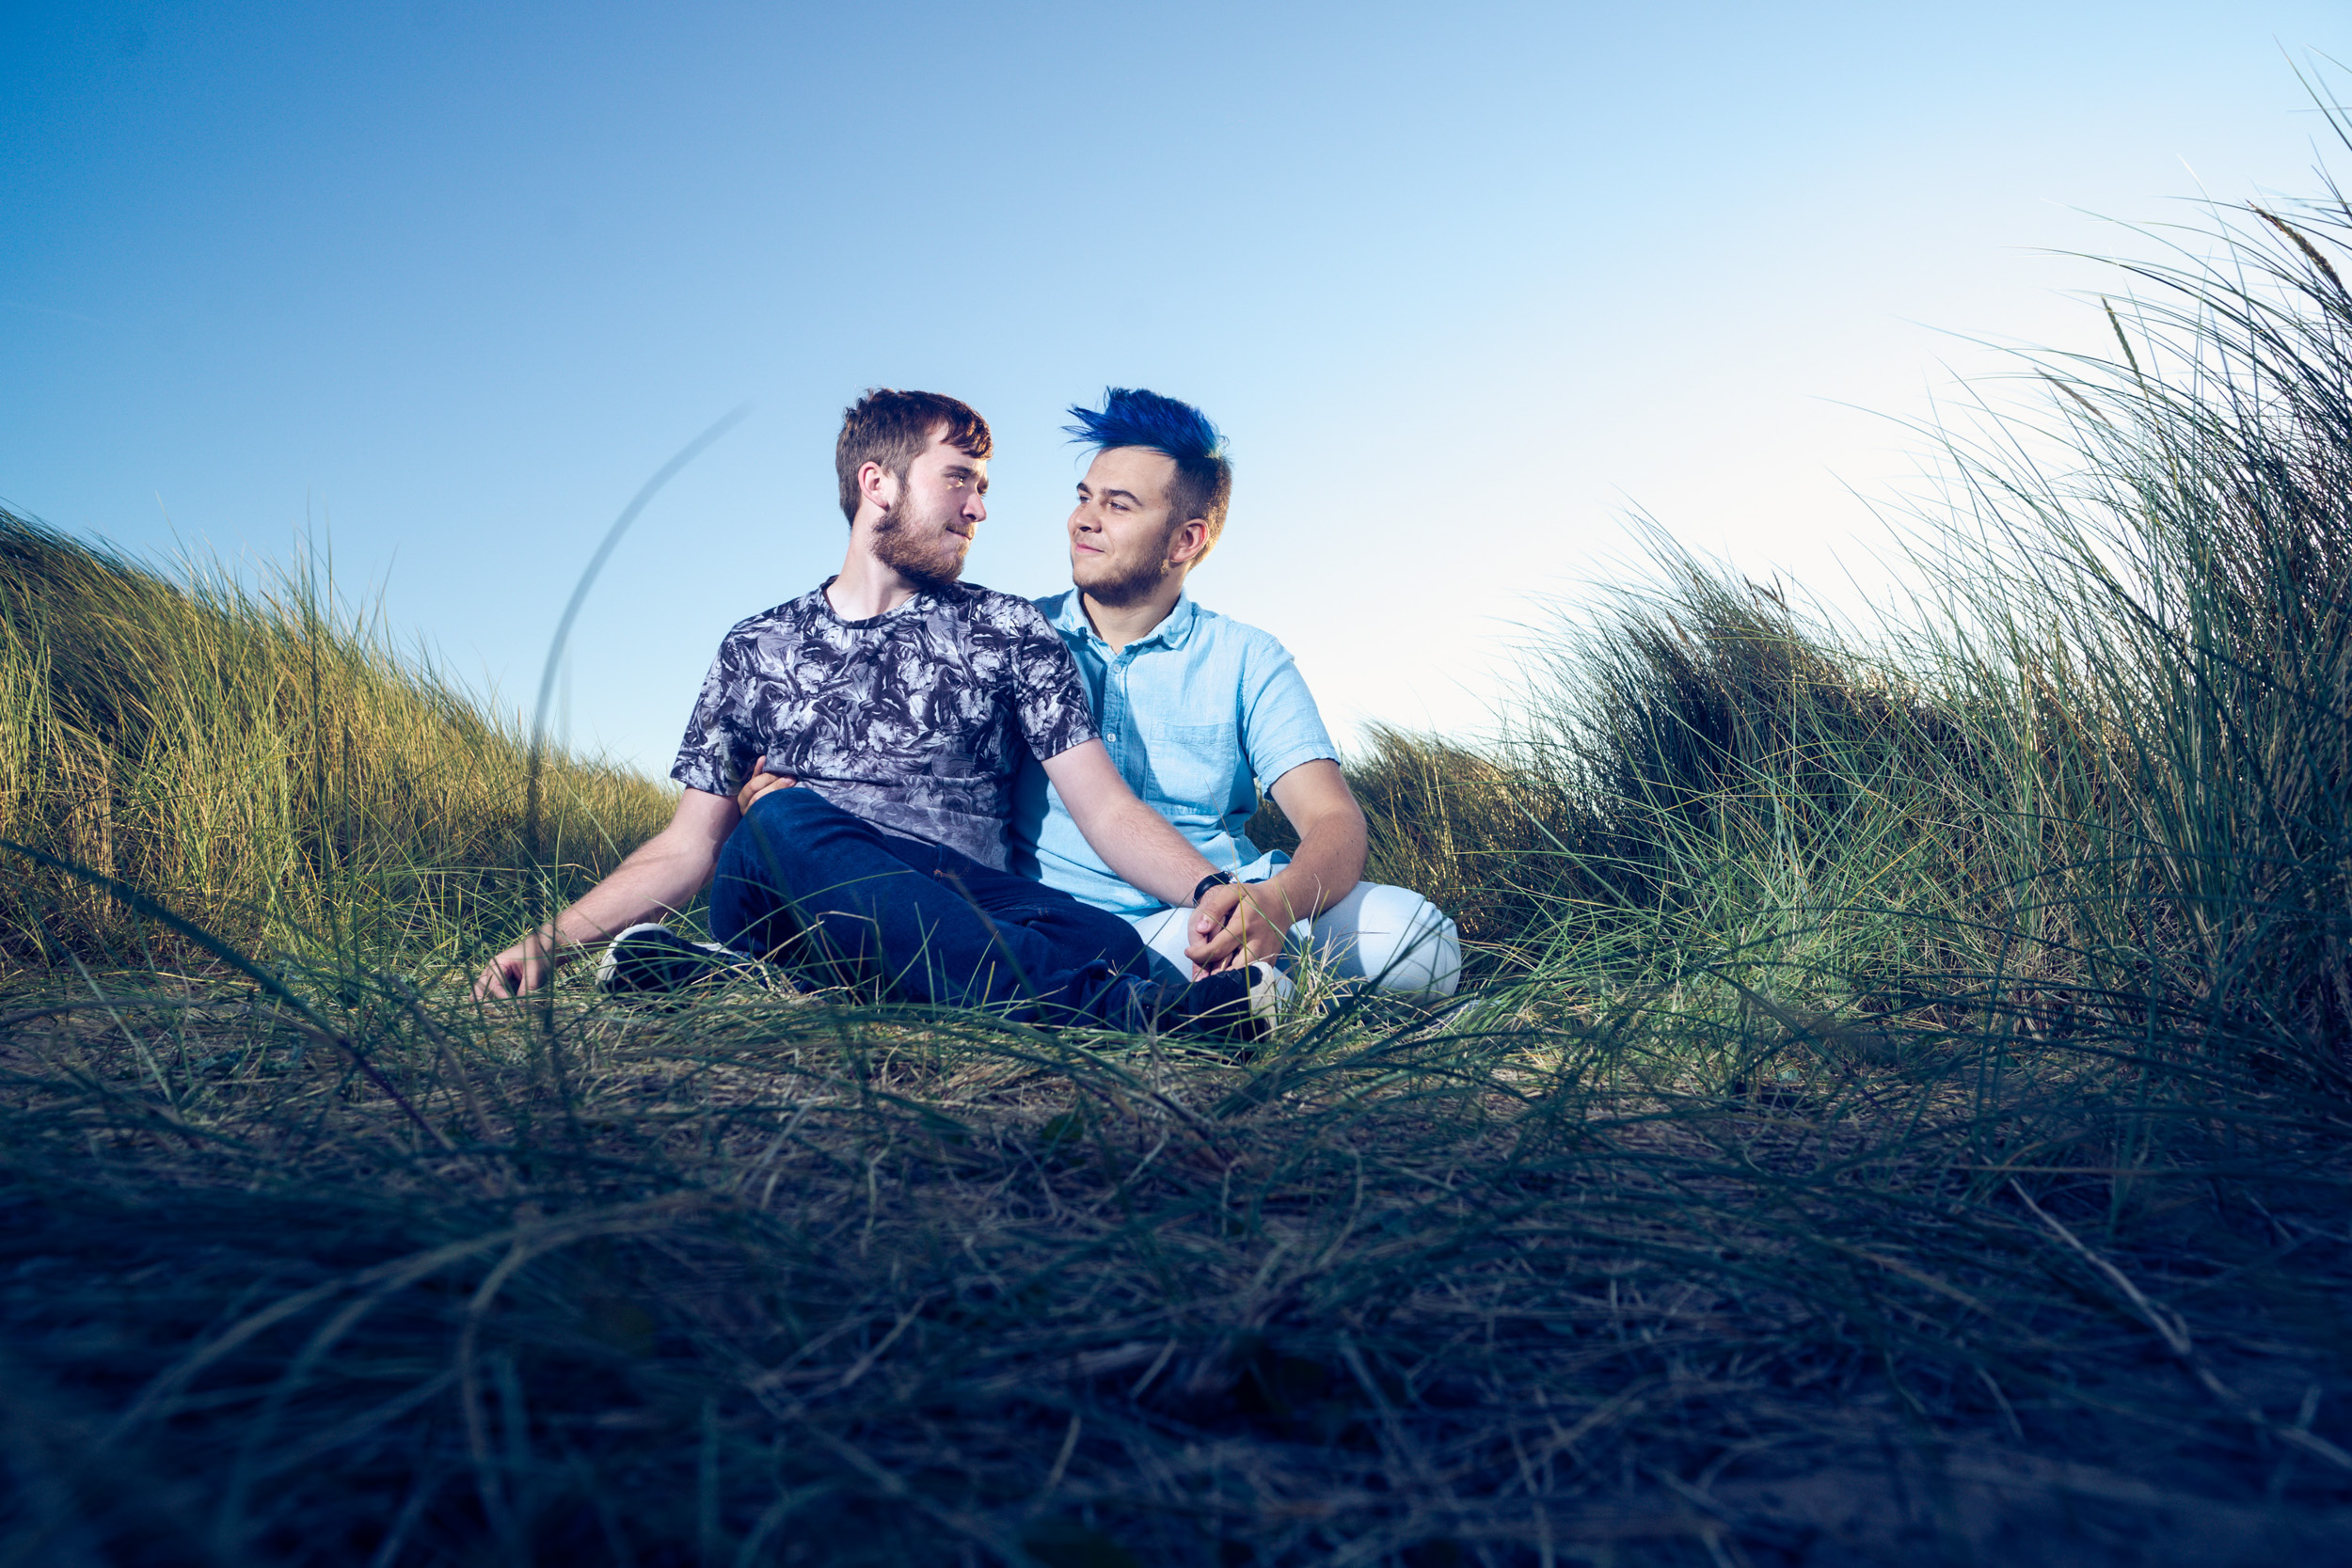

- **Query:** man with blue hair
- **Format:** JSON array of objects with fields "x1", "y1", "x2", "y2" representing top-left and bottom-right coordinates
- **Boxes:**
[
  {"x1": 1006, "y1": 388, "x2": 1461, "y2": 996},
  {"x1": 476, "y1": 388, "x2": 1290, "y2": 1039}
]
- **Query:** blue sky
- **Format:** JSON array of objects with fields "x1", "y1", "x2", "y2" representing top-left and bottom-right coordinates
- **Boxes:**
[{"x1": 4, "y1": 2, "x2": 2345, "y2": 774}]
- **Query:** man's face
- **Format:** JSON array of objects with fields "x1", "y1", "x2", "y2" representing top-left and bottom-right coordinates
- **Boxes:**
[
  {"x1": 1068, "y1": 446, "x2": 1187, "y2": 606},
  {"x1": 870, "y1": 432, "x2": 988, "y2": 586}
]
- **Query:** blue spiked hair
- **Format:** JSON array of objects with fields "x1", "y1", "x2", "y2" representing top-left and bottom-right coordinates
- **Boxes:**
[{"x1": 1064, "y1": 387, "x2": 1235, "y2": 554}]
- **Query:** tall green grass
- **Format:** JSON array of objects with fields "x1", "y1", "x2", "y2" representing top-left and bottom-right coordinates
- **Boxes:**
[
  {"x1": 1343, "y1": 194, "x2": 2352, "y2": 1093},
  {"x1": 0, "y1": 515, "x2": 674, "y2": 974},
  {"x1": 8, "y1": 143, "x2": 2352, "y2": 1564}
]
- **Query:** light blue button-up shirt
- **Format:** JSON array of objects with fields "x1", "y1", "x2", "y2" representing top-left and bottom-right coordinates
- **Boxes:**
[{"x1": 1009, "y1": 591, "x2": 1340, "y2": 916}]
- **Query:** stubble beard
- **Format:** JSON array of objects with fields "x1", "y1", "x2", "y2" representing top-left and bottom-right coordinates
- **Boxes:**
[
  {"x1": 1076, "y1": 531, "x2": 1178, "y2": 609},
  {"x1": 870, "y1": 489, "x2": 970, "y2": 589}
]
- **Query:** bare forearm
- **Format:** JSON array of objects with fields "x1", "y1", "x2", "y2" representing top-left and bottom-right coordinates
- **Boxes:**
[
  {"x1": 526, "y1": 842, "x2": 715, "y2": 954},
  {"x1": 1180, "y1": 760, "x2": 1367, "y2": 976},
  {"x1": 476, "y1": 787, "x2": 737, "y2": 998},
  {"x1": 1257, "y1": 809, "x2": 1368, "y2": 927},
  {"x1": 1089, "y1": 796, "x2": 1219, "y2": 908},
  {"x1": 1041, "y1": 740, "x2": 1219, "y2": 911}
]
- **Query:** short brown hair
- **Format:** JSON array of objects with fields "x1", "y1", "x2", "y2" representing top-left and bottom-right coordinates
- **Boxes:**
[{"x1": 834, "y1": 388, "x2": 993, "y2": 523}]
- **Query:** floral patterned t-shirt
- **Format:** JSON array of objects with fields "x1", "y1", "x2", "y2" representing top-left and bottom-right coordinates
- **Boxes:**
[{"x1": 670, "y1": 578, "x2": 1100, "y2": 870}]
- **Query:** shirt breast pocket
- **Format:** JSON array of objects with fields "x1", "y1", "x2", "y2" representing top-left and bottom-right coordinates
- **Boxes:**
[{"x1": 1134, "y1": 721, "x2": 1240, "y2": 816}]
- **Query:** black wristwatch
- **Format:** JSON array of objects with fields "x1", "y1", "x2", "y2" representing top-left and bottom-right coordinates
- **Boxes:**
[{"x1": 1191, "y1": 870, "x2": 1235, "y2": 906}]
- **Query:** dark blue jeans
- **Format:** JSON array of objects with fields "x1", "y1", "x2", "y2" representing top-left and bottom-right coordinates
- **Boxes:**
[{"x1": 708, "y1": 785, "x2": 1153, "y2": 1025}]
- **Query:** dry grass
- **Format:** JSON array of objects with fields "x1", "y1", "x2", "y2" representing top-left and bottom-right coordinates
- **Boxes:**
[{"x1": 3, "y1": 965, "x2": 2348, "y2": 1566}]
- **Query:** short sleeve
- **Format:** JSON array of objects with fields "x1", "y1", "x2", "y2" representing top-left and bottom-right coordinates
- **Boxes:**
[
  {"x1": 1005, "y1": 601, "x2": 1100, "y2": 762},
  {"x1": 1239, "y1": 634, "x2": 1339, "y2": 788},
  {"x1": 669, "y1": 638, "x2": 758, "y2": 798}
]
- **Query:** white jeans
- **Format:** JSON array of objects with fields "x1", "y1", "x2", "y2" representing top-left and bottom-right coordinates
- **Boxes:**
[{"x1": 1130, "y1": 880, "x2": 1462, "y2": 996}]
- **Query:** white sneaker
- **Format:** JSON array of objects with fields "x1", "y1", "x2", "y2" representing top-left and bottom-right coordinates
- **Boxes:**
[
  {"x1": 595, "y1": 923, "x2": 791, "y2": 997},
  {"x1": 1168, "y1": 960, "x2": 1293, "y2": 1041}
]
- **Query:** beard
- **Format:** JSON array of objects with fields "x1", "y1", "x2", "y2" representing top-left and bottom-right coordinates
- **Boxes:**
[
  {"x1": 1074, "y1": 531, "x2": 1179, "y2": 608},
  {"x1": 869, "y1": 491, "x2": 970, "y2": 588}
]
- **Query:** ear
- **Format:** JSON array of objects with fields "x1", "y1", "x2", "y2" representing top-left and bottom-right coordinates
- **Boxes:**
[
  {"x1": 859, "y1": 459, "x2": 898, "y2": 515},
  {"x1": 1168, "y1": 518, "x2": 1212, "y2": 568}
]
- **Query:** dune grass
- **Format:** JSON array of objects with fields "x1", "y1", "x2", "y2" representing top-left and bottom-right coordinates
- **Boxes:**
[
  {"x1": 0, "y1": 517, "x2": 673, "y2": 974},
  {"x1": 7, "y1": 961, "x2": 2346, "y2": 1568},
  {"x1": 7, "y1": 157, "x2": 2352, "y2": 1564}
]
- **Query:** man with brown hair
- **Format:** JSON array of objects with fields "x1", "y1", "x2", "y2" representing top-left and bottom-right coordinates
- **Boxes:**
[{"x1": 476, "y1": 388, "x2": 1289, "y2": 1037}]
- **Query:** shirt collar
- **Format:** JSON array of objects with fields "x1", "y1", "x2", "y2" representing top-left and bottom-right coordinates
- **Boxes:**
[
  {"x1": 813, "y1": 574, "x2": 938, "y2": 627},
  {"x1": 1056, "y1": 590, "x2": 1200, "y2": 652}
]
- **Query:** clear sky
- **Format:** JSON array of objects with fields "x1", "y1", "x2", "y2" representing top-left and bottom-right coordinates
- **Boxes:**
[{"x1": 4, "y1": 2, "x2": 2345, "y2": 774}]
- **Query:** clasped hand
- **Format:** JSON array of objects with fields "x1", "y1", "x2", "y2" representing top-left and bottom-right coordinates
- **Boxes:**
[{"x1": 1184, "y1": 880, "x2": 1292, "y2": 977}]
